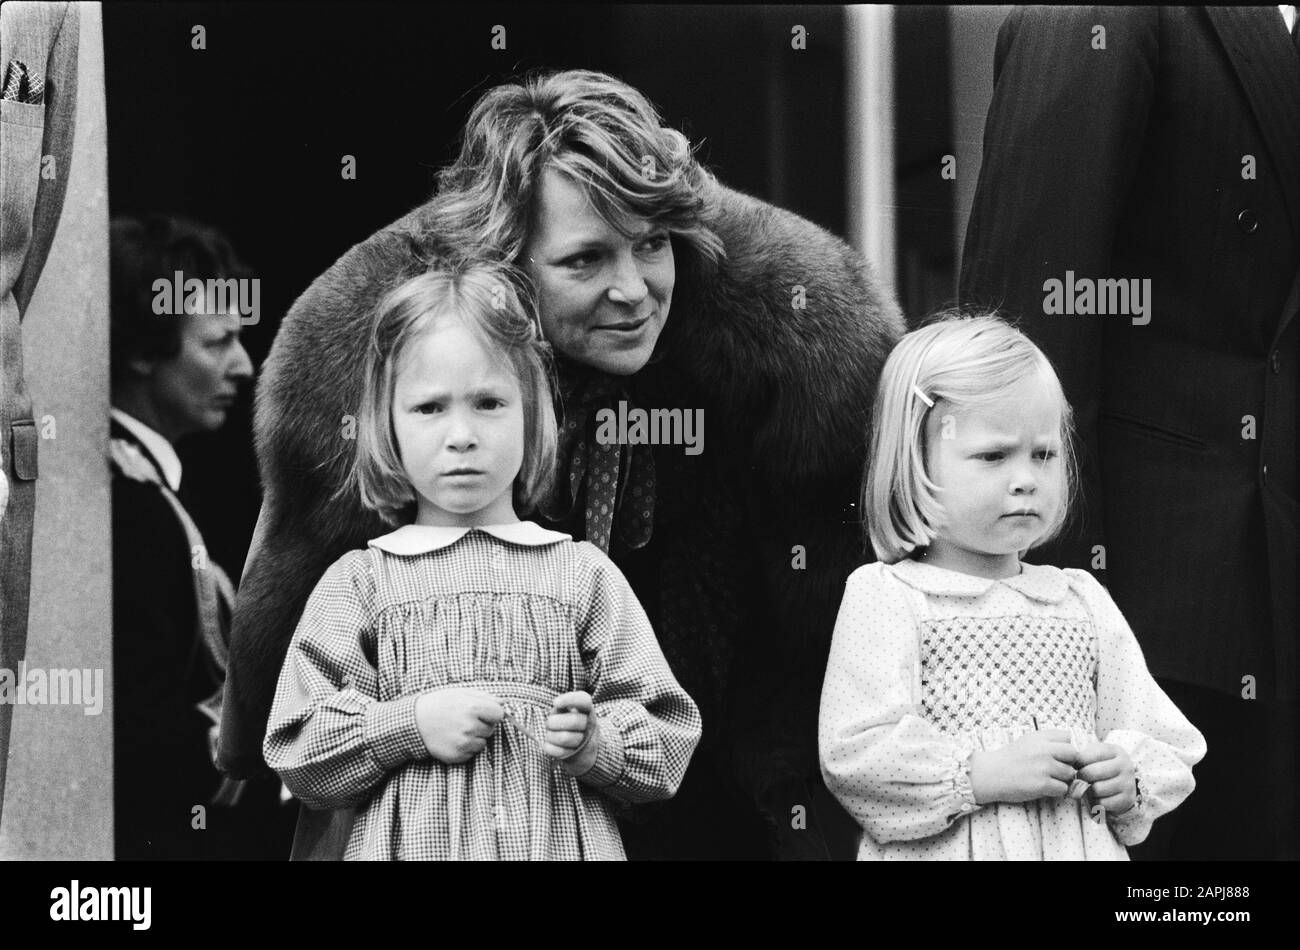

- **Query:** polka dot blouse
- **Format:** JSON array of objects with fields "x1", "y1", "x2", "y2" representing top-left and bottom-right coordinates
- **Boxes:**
[{"x1": 818, "y1": 559, "x2": 1206, "y2": 860}]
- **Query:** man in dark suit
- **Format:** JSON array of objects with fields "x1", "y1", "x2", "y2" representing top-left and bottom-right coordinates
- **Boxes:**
[{"x1": 961, "y1": 6, "x2": 1298, "y2": 859}]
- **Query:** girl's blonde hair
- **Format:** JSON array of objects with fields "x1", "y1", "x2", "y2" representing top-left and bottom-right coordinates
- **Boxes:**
[
  {"x1": 863, "y1": 311, "x2": 1078, "y2": 563},
  {"x1": 416, "y1": 69, "x2": 724, "y2": 271},
  {"x1": 345, "y1": 261, "x2": 558, "y2": 526}
]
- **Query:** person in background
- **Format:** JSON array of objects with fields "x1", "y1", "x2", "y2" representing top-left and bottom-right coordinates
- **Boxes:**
[
  {"x1": 0, "y1": 0, "x2": 81, "y2": 829},
  {"x1": 110, "y1": 214, "x2": 288, "y2": 859},
  {"x1": 960, "y1": 6, "x2": 1298, "y2": 858}
]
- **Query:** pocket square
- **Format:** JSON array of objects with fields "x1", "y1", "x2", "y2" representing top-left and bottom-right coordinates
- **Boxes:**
[{"x1": 1, "y1": 60, "x2": 44, "y2": 105}]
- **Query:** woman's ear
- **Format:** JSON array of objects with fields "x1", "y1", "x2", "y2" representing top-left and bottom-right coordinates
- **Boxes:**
[{"x1": 127, "y1": 355, "x2": 156, "y2": 378}]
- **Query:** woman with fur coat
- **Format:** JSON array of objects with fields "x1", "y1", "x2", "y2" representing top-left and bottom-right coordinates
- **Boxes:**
[{"x1": 218, "y1": 68, "x2": 903, "y2": 860}]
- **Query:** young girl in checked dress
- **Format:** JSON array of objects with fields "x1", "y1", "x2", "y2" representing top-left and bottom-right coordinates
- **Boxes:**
[
  {"x1": 819, "y1": 314, "x2": 1206, "y2": 860},
  {"x1": 263, "y1": 263, "x2": 701, "y2": 860}
]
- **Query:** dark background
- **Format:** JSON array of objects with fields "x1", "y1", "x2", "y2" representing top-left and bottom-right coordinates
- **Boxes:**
[
  {"x1": 105, "y1": 2, "x2": 953, "y2": 580},
  {"x1": 895, "y1": 6, "x2": 956, "y2": 317}
]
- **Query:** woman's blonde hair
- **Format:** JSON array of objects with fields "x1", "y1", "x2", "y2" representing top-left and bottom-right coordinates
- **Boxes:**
[
  {"x1": 863, "y1": 311, "x2": 1079, "y2": 563},
  {"x1": 344, "y1": 261, "x2": 558, "y2": 526},
  {"x1": 417, "y1": 69, "x2": 724, "y2": 270}
]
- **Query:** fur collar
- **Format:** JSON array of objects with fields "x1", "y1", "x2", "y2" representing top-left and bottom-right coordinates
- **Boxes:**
[{"x1": 250, "y1": 183, "x2": 903, "y2": 551}]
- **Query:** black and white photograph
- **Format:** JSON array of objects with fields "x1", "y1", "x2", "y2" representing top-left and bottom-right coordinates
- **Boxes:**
[{"x1": 0, "y1": 0, "x2": 1294, "y2": 926}]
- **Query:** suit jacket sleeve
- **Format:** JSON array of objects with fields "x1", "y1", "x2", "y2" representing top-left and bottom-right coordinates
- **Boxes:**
[
  {"x1": 959, "y1": 5, "x2": 1161, "y2": 571},
  {"x1": 1066, "y1": 569, "x2": 1207, "y2": 846}
]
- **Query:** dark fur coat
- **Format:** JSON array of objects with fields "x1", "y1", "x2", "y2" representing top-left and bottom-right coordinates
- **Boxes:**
[{"x1": 218, "y1": 180, "x2": 903, "y2": 859}]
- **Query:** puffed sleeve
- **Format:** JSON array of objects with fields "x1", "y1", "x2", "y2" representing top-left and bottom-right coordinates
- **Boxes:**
[
  {"x1": 570, "y1": 544, "x2": 703, "y2": 805},
  {"x1": 263, "y1": 551, "x2": 431, "y2": 809},
  {"x1": 819, "y1": 564, "x2": 983, "y2": 844},
  {"x1": 1066, "y1": 569, "x2": 1207, "y2": 846}
]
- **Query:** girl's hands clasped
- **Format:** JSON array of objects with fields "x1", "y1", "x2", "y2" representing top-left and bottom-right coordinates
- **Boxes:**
[
  {"x1": 544, "y1": 690, "x2": 601, "y2": 775},
  {"x1": 969, "y1": 728, "x2": 1083, "y2": 805},
  {"x1": 1076, "y1": 742, "x2": 1137, "y2": 815},
  {"x1": 414, "y1": 688, "x2": 504, "y2": 764}
]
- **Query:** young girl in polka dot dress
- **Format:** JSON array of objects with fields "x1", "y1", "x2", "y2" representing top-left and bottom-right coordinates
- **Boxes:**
[
  {"x1": 819, "y1": 314, "x2": 1205, "y2": 860},
  {"x1": 263, "y1": 263, "x2": 701, "y2": 859}
]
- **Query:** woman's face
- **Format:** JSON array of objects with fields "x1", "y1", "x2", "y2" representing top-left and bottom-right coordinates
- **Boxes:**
[
  {"x1": 146, "y1": 309, "x2": 253, "y2": 441},
  {"x1": 522, "y1": 167, "x2": 676, "y2": 376}
]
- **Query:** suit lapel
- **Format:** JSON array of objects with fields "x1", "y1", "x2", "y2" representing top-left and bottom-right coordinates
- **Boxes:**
[{"x1": 1204, "y1": 7, "x2": 1300, "y2": 242}]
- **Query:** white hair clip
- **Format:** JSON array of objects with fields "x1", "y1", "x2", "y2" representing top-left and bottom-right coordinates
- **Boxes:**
[{"x1": 912, "y1": 385, "x2": 935, "y2": 408}]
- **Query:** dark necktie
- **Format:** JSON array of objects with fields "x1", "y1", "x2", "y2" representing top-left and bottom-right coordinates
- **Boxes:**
[{"x1": 541, "y1": 361, "x2": 655, "y2": 554}]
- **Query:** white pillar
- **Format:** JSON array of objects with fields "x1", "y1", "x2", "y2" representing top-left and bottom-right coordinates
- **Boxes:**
[{"x1": 845, "y1": 4, "x2": 896, "y2": 295}]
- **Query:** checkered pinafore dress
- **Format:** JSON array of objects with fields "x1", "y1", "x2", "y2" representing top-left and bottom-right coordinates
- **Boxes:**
[{"x1": 265, "y1": 526, "x2": 701, "y2": 860}]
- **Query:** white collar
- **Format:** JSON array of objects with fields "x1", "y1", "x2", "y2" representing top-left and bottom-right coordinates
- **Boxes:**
[
  {"x1": 110, "y1": 408, "x2": 182, "y2": 492},
  {"x1": 886, "y1": 558, "x2": 1073, "y2": 604},
  {"x1": 369, "y1": 521, "x2": 572, "y2": 556},
  {"x1": 1281, "y1": 6, "x2": 1296, "y2": 33}
]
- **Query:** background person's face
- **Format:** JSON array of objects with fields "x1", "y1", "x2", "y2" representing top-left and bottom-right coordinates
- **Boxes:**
[
  {"x1": 147, "y1": 310, "x2": 253, "y2": 438},
  {"x1": 522, "y1": 167, "x2": 675, "y2": 376}
]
